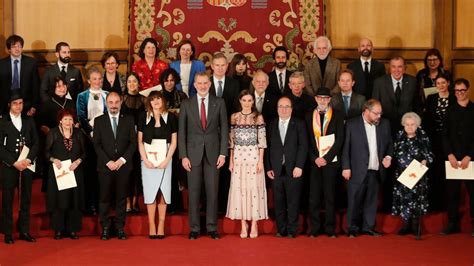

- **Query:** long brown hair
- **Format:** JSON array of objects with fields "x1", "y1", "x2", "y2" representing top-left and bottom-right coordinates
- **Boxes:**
[{"x1": 146, "y1": 91, "x2": 168, "y2": 114}]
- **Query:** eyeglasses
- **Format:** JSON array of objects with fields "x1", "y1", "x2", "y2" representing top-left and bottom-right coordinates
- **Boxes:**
[
  {"x1": 454, "y1": 89, "x2": 468, "y2": 93},
  {"x1": 427, "y1": 58, "x2": 439, "y2": 62}
]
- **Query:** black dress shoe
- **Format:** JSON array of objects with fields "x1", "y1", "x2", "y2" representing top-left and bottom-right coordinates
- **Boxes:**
[
  {"x1": 208, "y1": 231, "x2": 220, "y2": 239},
  {"x1": 117, "y1": 230, "x2": 127, "y2": 240},
  {"x1": 188, "y1": 231, "x2": 199, "y2": 240},
  {"x1": 149, "y1": 235, "x2": 158, "y2": 239},
  {"x1": 157, "y1": 234, "x2": 165, "y2": 239},
  {"x1": 19, "y1": 233, "x2": 36, "y2": 242},
  {"x1": 287, "y1": 233, "x2": 296, "y2": 238},
  {"x1": 327, "y1": 232, "x2": 337, "y2": 238},
  {"x1": 101, "y1": 228, "x2": 110, "y2": 240},
  {"x1": 54, "y1": 231, "x2": 63, "y2": 240},
  {"x1": 440, "y1": 224, "x2": 461, "y2": 235},
  {"x1": 69, "y1": 232, "x2": 79, "y2": 240},
  {"x1": 361, "y1": 229, "x2": 382, "y2": 237},
  {"x1": 4, "y1": 235, "x2": 14, "y2": 244}
]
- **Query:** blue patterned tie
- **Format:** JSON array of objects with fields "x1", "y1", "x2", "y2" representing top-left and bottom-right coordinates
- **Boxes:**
[
  {"x1": 343, "y1": 95, "x2": 350, "y2": 114},
  {"x1": 12, "y1": 59, "x2": 19, "y2": 89}
]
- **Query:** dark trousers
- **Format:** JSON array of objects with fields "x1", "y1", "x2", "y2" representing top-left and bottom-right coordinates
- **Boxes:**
[
  {"x1": 98, "y1": 168, "x2": 130, "y2": 230},
  {"x1": 1, "y1": 166, "x2": 33, "y2": 235},
  {"x1": 273, "y1": 166, "x2": 302, "y2": 235},
  {"x1": 83, "y1": 137, "x2": 98, "y2": 212},
  {"x1": 51, "y1": 209, "x2": 82, "y2": 232},
  {"x1": 347, "y1": 170, "x2": 379, "y2": 232},
  {"x1": 308, "y1": 165, "x2": 338, "y2": 234},
  {"x1": 187, "y1": 154, "x2": 219, "y2": 233},
  {"x1": 446, "y1": 180, "x2": 474, "y2": 225}
]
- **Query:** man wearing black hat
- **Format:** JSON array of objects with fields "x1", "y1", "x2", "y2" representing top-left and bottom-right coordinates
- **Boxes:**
[
  {"x1": 305, "y1": 87, "x2": 344, "y2": 238},
  {"x1": 0, "y1": 93, "x2": 39, "y2": 244}
]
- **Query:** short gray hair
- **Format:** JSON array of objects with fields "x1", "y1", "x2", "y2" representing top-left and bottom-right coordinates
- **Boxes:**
[
  {"x1": 314, "y1": 36, "x2": 332, "y2": 50},
  {"x1": 401, "y1": 112, "x2": 421, "y2": 127}
]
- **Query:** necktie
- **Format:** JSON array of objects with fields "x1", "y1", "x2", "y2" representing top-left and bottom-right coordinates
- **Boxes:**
[
  {"x1": 112, "y1": 116, "x2": 118, "y2": 138},
  {"x1": 364, "y1": 61, "x2": 369, "y2": 74},
  {"x1": 343, "y1": 95, "x2": 350, "y2": 114},
  {"x1": 395, "y1": 81, "x2": 401, "y2": 106},
  {"x1": 279, "y1": 120, "x2": 286, "y2": 164},
  {"x1": 61, "y1": 66, "x2": 67, "y2": 79},
  {"x1": 217, "y1": 80, "x2": 223, "y2": 98},
  {"x1": 200, "y1": 97, "x2": 207, "y2": 129},
  {"x1": 12, "y1": 59, "x2": 19, "y2": 89},
  {"x1": 256, "y1": 96, "x2": 263, "y2": 113},
  {"x1": 278, "y1": 72, "x2": 284, "y2": 92}
]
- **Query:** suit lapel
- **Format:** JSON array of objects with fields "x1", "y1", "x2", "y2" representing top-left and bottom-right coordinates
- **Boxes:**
[
  {"x1": 358, "y1": 116, "x2": 369, "y2": 151},
  {"x1": 315, "y1": 60, "x2": 323, "y2": 85},
  {"x1": 207, "y1": 95, "x2": 217, "y2": 127},
  {"x1": 283, "y1": 118, "x2": 293, "y2": 145},
  {"x1": 324, "y1": 57, "x2": 335, "y2": 84},
  {"x1": 385, "y1": 76, "x2": 396, "y2": 103},
  {"x1": 190, "y1": 96, "x2": 203, "y2": 130}
]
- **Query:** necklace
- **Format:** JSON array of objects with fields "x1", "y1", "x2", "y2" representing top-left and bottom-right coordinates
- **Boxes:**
[
  {"x1": 241, "y1": 111, "x2": 252, "y2": 115},
  {"x1": 51, "y1": 97, "x2": 67, "y2": 108}
]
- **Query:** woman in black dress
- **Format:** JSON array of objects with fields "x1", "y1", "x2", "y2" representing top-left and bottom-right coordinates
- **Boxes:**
[
  {"x1": 228, "y1": 53, "x2": 252, "y2": 91},
  {"x1": 160, "y1": 68, "x2": 188, "y2": 111},
  {"x1": 45, "y1": 108, "x2": 86, "y2": 240}
]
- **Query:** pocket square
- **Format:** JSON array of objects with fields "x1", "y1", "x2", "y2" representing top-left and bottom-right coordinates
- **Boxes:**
[{"x1": 70, "y1": 78, "x2": 76, "y2": 81}]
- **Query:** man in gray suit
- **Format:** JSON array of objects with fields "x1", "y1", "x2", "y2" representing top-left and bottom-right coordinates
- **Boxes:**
[
  {"x1": 304, "y1": 36, "x2": 341, "y2": 96},
  {"x1": 331, "y1": 69, "x2": 366, "y2": 121},
  {"x1": 179, "y1": 72, "x2": 228, "y2": 240}
]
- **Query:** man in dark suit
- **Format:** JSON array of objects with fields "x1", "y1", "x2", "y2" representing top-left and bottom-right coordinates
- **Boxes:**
[
  {"x1": 347, "y1": 38, "x2": 385, "y2": 99},
  {"x1": 305, "y1": 87, "x2": 344, "y2": 238},
  {"x1": 209, "y1": 52, "x2": 239, "y2": 118},
  {"x1": 267, "y1": 46, "x2": 293, "y2": 97},
  {"x1": 342, "y1": 99, "x2": 393, "y2": 237},
  {"x1": 93, "y1": 92, "x2": 137, "y2": 240},
  {"x1": 0, "y1": 35, "x2": 40, "y2": 117},
  {"x1": 372, "y1": 56, "x2": 420, "y2": 135},
  {"x1": 304, "y1": 36, "x2": 341, "y2": 96},
  {"x1": 265, "y1": 96, "x2": 307, "y2": 238},
  {"x1": 331, "y1": 69, "x2": 366, "y2": 121},
  {"x1": 0, "y1": 93, "x2": 39, "y2": 244},
  {"x1": 40, "y1": 42, "x2": 84, "y2": 103},
  {"x1": 179, "y1": 72, "x2": 228, "y2": 240},
  {"x1": 286, "y1": 72, "x2": 316, "y2": 120},
  {"x1": 251, "y1": 70, "x2": 278, "y2": 126}
]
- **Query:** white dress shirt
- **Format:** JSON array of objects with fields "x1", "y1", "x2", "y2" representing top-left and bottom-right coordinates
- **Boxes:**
[{"x1": 363, "y1": 115, "x2": 379, "y2": 171}]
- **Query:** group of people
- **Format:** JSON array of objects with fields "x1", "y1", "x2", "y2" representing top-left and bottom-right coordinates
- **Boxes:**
[{"x1": 0, "y1": 33, "x2": 473, "y2": 245}]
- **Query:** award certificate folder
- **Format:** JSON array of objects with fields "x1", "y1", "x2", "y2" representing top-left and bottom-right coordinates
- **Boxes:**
[
  {"x1": 423, "y1": 86, "x2": 438, "y2": 98},
  {"x1": 144, "y1": 139, "x2": 167, "y2": 167},
  {"x1": 445, "y1": 161, "x2": 474, "y2": 180},
  {"x1": 397, "y1": 159, "x2": 428, "y2": 189},
  {"x1": 319, "y1": 134, "x2": 337, "y2": 162},
  {"x1": 53, "y1": 159, "x2": 77, "y2": 191},
  {"x1": 18, "y1": 146, "x2": 36, "y2": 172}
]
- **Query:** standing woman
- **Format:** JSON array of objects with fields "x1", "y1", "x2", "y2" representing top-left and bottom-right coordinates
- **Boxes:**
[
  {"x1": 45, "y1": 109, "x2": 86, "y2": 240},
  {"x1": 121, "y1": 73, "x2": 146, "y2": 213},
  {"x1": 226, "y1": 90, "x2": 268, "y2": 238},
  {"x1": 228, "y1": 54, "x2": 251, "y2": 92},
  {"x1": 423, "y1": 73, "x2": 455, "y2": 211},
  {"x1": 101, "y1": 52, "x2": 126, "y2": 94},
  {"x1": 138, "y1": 91, "x2": 178, "y2": 238},
  {"x1": 416, "y1": 49, "x2": 452, "y2": 104},
  {"x1": 160, "y1": 68, "x2": 188, "y2": 110},
  {"x1": 131, "y1": 38, "x2": 168, "y2": 91},
  {"x1": 392, "y1": 112, "x2": 433, "y2": 236},
  {"x1": 170, "y1": 40, "x2": 205, "y2": 97}
]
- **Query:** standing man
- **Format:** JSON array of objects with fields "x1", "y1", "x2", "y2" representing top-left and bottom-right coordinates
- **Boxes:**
[
  {"x1": 331, "y1": 69, "x2": 366, "y2": 121},
  {"x1": 342, "y1": 99, "x2": 393, "y2": 237},
  {"x1": 93, "y1": 92, "x2": 137, "y2": 240},
  {"x1": 347, "y1": 38, "x2": 385, "y2": 99},
  {"x1": 0, "y1": 35, "x2": 40, "y2": 116},
  {"x1": 305, "y1": 87, "x2": 345, "y2": 238},
  {"x1": 0, "y1": 93, "x2": 39, "y2": 244},
  {"x1": 286, "y1": 72, "x2": 316, "y2": 120},
  {"x1": 265, "y1": 97, "x2": 307, "y2": 238},
  {"x1": 41, "y1": 42, "x2": 84, "y2": 103},
  {"x1": 179, "y1": 72, "x2": 228, "y2": 240},
  {"x1": 209, "y1": 52, "x2": 240, "y2": 118},
  {"x1": 442, "y1": 78, "x2": 474, "y2": 236},
  {"x1": 304, "y1": 36, "x2": 341, "y2": 96},
  {"x1": 251, "y1": 70, "x2": 278, "y2": 126},
  {"x1": 267, "y1": 46, "x2": 293, "y2": 97}
]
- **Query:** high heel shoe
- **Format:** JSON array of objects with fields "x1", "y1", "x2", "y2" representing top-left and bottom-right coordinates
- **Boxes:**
[
  {"x1": 240, "y1": 222, "x2": 248, "y2": 238},
  {"x1": 249, "y1": 223, "x2": 258, "y2": 238}
]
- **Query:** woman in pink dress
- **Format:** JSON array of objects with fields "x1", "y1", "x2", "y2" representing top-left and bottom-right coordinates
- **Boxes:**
[
  {"x1": 226, "y1": 90, "x2": 268, "y2": 238},
  {"x1": 131, "y1": 38, "x2": 168, "y2": 90}
]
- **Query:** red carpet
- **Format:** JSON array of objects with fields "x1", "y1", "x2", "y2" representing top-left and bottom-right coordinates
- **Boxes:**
[{"x1": 0, "y1": 180, "x2": 473, "y2": 265}]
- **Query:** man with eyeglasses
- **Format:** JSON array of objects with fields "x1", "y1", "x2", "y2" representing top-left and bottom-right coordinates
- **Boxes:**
[
  {"x1": 441, "y1": 78, "x2": 474, "y2": 237},
  {"x1": 265, "y1": 97, "x2": 307, "y2": 238},
  {"x1": 342, "y1": 99, "x2": 393, "y2": 238}
]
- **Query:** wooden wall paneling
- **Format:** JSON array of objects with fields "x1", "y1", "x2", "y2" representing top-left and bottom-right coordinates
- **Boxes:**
[
  {"x1": 0, "y1": 0, "x2": 13, "y2": 57},
  {"x1": 454, "y1": 0, "x2": 474, "y2": 49},
  {"x1": 452, "y1": 61, "x2": 474, "y2": 99}
]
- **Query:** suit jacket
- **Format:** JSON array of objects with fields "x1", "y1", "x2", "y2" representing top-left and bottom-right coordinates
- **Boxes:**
[
  {"x1": 41, "y1": 63, "x2": 84, "y2": 103},
  {"x1": 264, "y1": 117, "x2": 308, "y2": 177},
  {"x1": 0, "y1": 114, "x2": 39, "y2": 167},
  {"x1": 170, "y1": 59, "x2": 206, "y2": 97},
  {"x1": 372, "y1": 74, "x2": 420, "y2": 130},
  {"x1": 267, "y1": 69, "x2": 293, "y2": 97},
  {"x1": 330, "y1": 92, "x2": 366, "y2": 120},
  {"x1": 341, "y1": 116, "x2": 393, "y2": 185},
  {"x1": 178, "y1": 94, "x2": 228, "y2": 166},
  {"x1": 258, "y1": 92, "x2": 278, "y2": 125},
  {"x1": 0, "y1": 55, "x2": 40, "y2": 115},
  {"x1": 210, "y1": 76, "x2": 240, "y2": 119},
  {"x1": 347, "y1": 59, "x2": 385, "y2": 98},
  {"x1": 93, "y1": 112, "x2": 137, "y2": 172},
  {"x1": 304, "y1": 56, "x2": 341, "y2": 96},
  {"x1": 305, "y1": 108, "x2": 345, "y2": 167}
]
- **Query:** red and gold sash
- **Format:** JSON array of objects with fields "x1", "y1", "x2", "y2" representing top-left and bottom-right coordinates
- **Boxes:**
[{"x1": 312, "y1": 107, "x2": 333, "y2": 149}]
